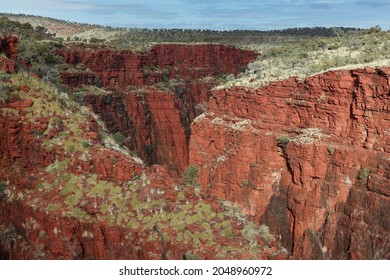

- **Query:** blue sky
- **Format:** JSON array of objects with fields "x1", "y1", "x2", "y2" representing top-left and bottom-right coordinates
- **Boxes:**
[{"x1": 2, "y1": 0, "x2": 390, "y2": 30}]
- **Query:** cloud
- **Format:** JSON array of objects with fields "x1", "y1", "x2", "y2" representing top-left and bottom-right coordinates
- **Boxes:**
[
  {"x1": 355, "y1": 0, "x2": 390, "y2": 7},
  {"x1": 58, "y1": 0, "x2": 177, "y2": 18},
  {"x1": 2, "y1": 0, "x2": 390, "y2": 31},
  {"x1": 196, "y1": 6, "x2": 268, "y2": 19},
  {"x1": 310, "y1": 3, "x2": 332, "y2": 10}
]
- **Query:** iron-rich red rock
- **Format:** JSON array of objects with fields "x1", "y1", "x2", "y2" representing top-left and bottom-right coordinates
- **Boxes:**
[
  {"x1": 58, "y1": 44, "x2": 257, "y2": 88},
  {"x1": 0, "y1": 36, "x2": 18, "y2": 73},
  {"x1": 189, "y1": 67, "x2": 390, "y2": 259}
]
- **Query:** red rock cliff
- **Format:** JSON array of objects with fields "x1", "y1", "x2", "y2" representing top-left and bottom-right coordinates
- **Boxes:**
[
  {"x1": 189, "y1": 67, "x2": 390, "y2": 259},
  {"x1": 0, "y1": 36, "x2": 18, "y2": 73},
  {"x1": 59, "y1": 44, "x2": 257, "y2": 88},
  {"x1": 0, "y1": 36, "x2": 18, "y2": 59},
  {"x1": 149, "y1": 44, "x2": 256, "y2": 79}
]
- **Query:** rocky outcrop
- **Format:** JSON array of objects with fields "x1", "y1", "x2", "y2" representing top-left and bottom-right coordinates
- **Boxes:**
[
  {"x1": 0, "y1": 56, "x2": 15, "y2": 74},
  {"x1": 84, "y1": 93, "x2": 135, "y2": 144},
  {"x1": 189, "y1": 67, "x2": 390, "y2": 259},
  {"x1": 0, "y1": 101, "x2": 53, "y2": 172},
  {"x1": 59, "y1": 48, "x2": 145, "y2": 87},
  {"x1": 60, "y1": 71, "x2": 97, "y2": 88},
  {"x1": 149, "y1": 44, "x2": 256, "y2": 79},
  {"x1": 0, "y1": 36, "x2": 18, "y2": 59},
  {"x1": 0, "y1": 36, "x2": 18, "y2": 73}
]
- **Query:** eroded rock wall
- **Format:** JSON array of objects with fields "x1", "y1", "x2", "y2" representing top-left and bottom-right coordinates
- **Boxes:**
[
  {"x1": 189, "y1": 68, "x2": 390, "y2": 259},
  {"x1": 0, "y1": 36, "x2": 18, "y2": 73},
  {"x1": 59, "y1": 44, "x2": 257, "y2": 88}
]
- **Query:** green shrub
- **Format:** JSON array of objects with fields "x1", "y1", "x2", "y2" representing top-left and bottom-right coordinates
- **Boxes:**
[
  {"x1": 0, "y1": 182, "x2": 5, "y2": 196},
  {"x1": 277, "y1": 135, "x2": 291, "y2": 148},
  {"x1": 89, "y1": 37, "x2": 105, "y2": 44},
  {"x1": 71, "y1": 92, "x2": 86, "y2": 104},
  {"x1": 183, "y1": 165, "x2": 199, "y2": 186},
  {"x1": 104, "y1": 95, "x2": 113, "y2": 104},
  {"x1": 359, "y1": 168, "x2": 370, "y2": 180},
  {"x1": 241, "y1": 179, "x2": 249, "y2": 187},
  {"x1": 144, "y1": 144, "x2": 154, "y2": 155},
  {"x1": 156, "y1": 83, "x2": 165, "y2": 90},
  {"x1": 0, "y1": 73, "x2": 12, "y2": 99},
  {"x1": 183, "y1": 252, "x2": 200, "y2": 260},
  {"x1": 174, "y1": 85, "x2": 185, "y2": 98},
  {"x1": 162, "y1": 74, "x2": 170, "y2": 83},
  {"x1": 327, "y1": 146, "x2": 335, "y2": 155},
  {"x1": 53, "y1": 117, "x2": 62, "y2": 129},
  {"x1": 0, "y1": 90, "x2": 9, "y2": 101},
  {"x1": 94, "y1": 76, "x2": 103, "y2": 87},
  {"x1": 68, "y1": 145, "x2": 75, "y2": 153},
  {"x1": 82, "y1": 140, "x2": 90, "y2": 148},
  {"x1": 0, "y1": 72, "x2": 11, "y2": 82},
  {"x1": 113, "y1": 132, "x2": 126, "y2": 146}
]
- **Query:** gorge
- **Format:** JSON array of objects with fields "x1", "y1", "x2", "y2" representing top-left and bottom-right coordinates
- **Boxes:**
[{"x1": 0, "y1": 35, "x2": 389, "y2": 259}]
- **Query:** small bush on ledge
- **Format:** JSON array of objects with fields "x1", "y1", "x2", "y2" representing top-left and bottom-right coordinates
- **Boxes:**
[
  {"x1": 277, "y1": 135, "x2": 291, "y2": 148},
  {"x1": 0, "y1": 182, "x2": 5, "y2": 197},
  {"x1": 327, "y1": 145, "x2": 335, "y2": 155},
  {"x1": 113, "y1": 132, "x2": 126, "y2": 147},
  {"x1": 359, "y1": 167, "x2": 370, "y2": 180},
  {"x1": 183, "y1": 165, "x2": 199, "y2": 186}
]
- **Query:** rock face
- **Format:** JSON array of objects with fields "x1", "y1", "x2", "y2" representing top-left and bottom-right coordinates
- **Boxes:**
[
  {"x1": 120, "y1": 88, "x2": 188, "y2": 171},
  {"x1": 60, "y1": 71, "x2": 97, "y2": 88},
  {"x1": 0, "y1": 104, "x2": 52, "y2": 172},
  {"x1": 59, "y1": 44, "x2": 258, "y2": 174},
  {"x1": 59, "y1": 44, "x2": 257, "y2": 88},
  {"x1": 0, "y1": 36, "x2": 18, "y2": 73},
  {"x1": 190, "y1": 67, "x2": 390, "y2": 259},
  {"x1": 0, "y1": 56, "x2": 15, "y2": 74},
  {"x1": 0, "y1": 36, "x2": 18, "y2": 59},
  {"x1": 148, "y1": 44, "x2": 255, "y2": 79}
]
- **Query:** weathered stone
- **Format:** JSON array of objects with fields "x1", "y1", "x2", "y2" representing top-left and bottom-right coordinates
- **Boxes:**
[{"x1": 190, "y1": 67, "x2": 390, "y2": 259}]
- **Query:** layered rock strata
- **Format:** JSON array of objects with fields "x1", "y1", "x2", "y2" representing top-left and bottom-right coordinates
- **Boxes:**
[{"x1": 189, "y1": 67, "x2": 390, "y2": 259}]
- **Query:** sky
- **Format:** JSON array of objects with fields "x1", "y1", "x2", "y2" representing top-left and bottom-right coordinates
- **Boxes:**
[{"x1": 2, "y1": 0, "x2": 390, "y2": 31}]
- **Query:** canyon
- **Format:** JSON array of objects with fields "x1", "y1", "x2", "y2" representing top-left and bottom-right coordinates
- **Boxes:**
[{"x1": 0, "y1": 36, "x2": 389, "y2": 259}]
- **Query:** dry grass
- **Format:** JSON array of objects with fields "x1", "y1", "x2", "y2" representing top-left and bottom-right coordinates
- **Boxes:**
[
  {"x1": 217, "y1": 31, "x2": 390, "y2": 89},
  {"x1": 3, "y1": 14, "x2": 121, "y2": 40}
]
